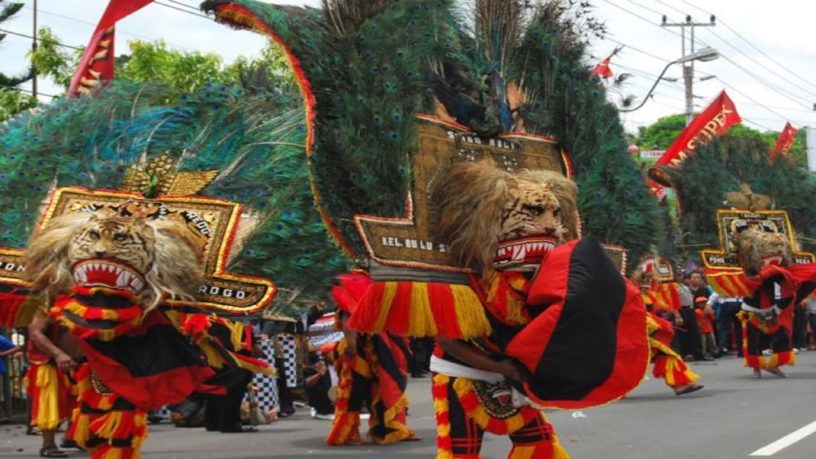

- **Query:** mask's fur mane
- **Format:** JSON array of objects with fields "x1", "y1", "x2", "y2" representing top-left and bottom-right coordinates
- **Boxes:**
[
  {"x1": 736, "y1": 228, "x2": 793, "y2": 275},
  {"x1": 25, "y1": 210, "x2": 204, "y2": 314},
  {"x1": 432, "y1": 159, "x2": 578, "y2": 274}
]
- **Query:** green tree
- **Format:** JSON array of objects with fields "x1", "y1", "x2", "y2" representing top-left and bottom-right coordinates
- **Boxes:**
[
  {"x1": 28, "y1": 27, "x2": 78, "y2": 89},
  {"x1": 0, "y1": 1, "x2": 36, "y2": 121}
]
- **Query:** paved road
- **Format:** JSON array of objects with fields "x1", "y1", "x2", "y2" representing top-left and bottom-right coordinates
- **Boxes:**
[{"x1": 2, "y1": 351, "x2": 815, "y2": 458}]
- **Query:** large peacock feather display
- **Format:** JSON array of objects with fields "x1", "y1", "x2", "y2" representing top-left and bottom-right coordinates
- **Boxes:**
[
  {"x1": 0, "y1": 77, "x2": 347, "y2": 314},
  {"x1": 667, "y1": 131, "x2": 816, "y2": 259},
  {"x1": 203, "y1": 0, "x2": 666, "y2": 268}
]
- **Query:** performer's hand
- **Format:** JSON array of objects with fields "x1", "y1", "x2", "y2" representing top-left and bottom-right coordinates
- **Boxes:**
[
  {"x1": 55, "y1": 352, "x2": 75, "y2": 372},
  {"x1": 496, "y1": 359, "x2": 523, "y2": 383},
  {"x1": 315, "y1": 361, "x2": 327, "y2": 375},
  {"x1": 343, "y1": 340, "x2": 357, "y2": 359}
]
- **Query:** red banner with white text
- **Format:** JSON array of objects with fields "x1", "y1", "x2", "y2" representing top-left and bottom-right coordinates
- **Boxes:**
[{"x1": 648, "y1": 90, "x2": 741, "y2": 188}]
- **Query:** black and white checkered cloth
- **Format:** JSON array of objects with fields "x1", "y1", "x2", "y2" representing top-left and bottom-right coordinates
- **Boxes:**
[
  {"x1": 276, "y1": 334, "x2": 298, "y2": 388},
  {"x1": 244, "y1": 338, "x2": 279, "y2": 412}
]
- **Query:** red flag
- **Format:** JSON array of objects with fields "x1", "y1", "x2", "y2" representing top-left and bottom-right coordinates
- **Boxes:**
[
  {"x1": 592, "y1": 57, "x2": 614, "y2": 79},
  {"x1": 68, "y1": 0, "x2": 154, "y2": 96},
  {"x1": 648, "y1": 90, "x2": 741, "y2": 187},
  {"x1": 770, "y1": 122, "x2": 798, "y2": 159},
  {"x1": 591, "y1": 46, "x2": 623, "y2": 79}
]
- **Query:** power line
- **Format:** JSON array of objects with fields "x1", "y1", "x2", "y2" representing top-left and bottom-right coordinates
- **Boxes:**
[
  {"x1": 0, "y1": 27, "x2": 82, "y2": 51},
  {"x1": 741, "y1": 118, "x2": 774, "y2": 132},
  {"x1": 614, "y1": 1, "x2": 816, "y2": 118},
  {"x1": 702, "y1": 27, "x2": 816, "y2": 100},
  {"x1": 22, "y1": 4, "x2": 214, "y2": 56},
  {"x1": 602, "y1": 36, "x2": 672, "y2": 64},
  {"x1": 162, "y1": 0, "x2": 202, "y2": 13},
  {"x1": 653, "y1": 0, "x2": 688, "y2": 18},
  {"x1": 601, "y1": 0, "x2": 714, "y2": 78},
  {"x1": 714, "y1": 77, "x2": 790, "y2": 120},
  {"x1": 679, "y1": 0, "x2": 816, "y2": 95},
  {"x1": 603, "y1": 0, "x2": 685, "y2": 41},
  {"x1": 718, "y1": 54, "x2": 812, "y2": 111},
  {"x1": 154, "y1": 1, "x2": 210, "y2": 20},
  {"x1": 3, "y1": 86, "x2": 55, "y2": 98},
  {"x1": 625, "y1": 0, "x2": 665, "y2": 19}
]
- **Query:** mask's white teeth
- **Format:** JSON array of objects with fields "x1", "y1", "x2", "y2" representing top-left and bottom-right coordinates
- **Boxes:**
[
  {"x1": 130, "y1": 277, "x2": 144, "y2": 292},
  {"x1": 115, "y1": 272, "x2": 128, "y2": 288},
  {"x1": 514, "y1": 244, "x2": 526, "y2": 261}
]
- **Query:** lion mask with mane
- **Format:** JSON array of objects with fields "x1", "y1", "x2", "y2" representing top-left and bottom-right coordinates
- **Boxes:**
[
  {"x1": 736, "y1": 228, "x2": 793, "y2": 276},
  {"x1": 25, "y1": 206, "x2": 204, "y2": 313},
  {"x1": 432, "y1": 159, "x2": 579, "y2": 275}
]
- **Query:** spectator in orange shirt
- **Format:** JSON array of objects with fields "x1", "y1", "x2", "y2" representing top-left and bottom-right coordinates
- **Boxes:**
[{"x1": 695, "y1": 296, "x2": 718, "y2": 359}]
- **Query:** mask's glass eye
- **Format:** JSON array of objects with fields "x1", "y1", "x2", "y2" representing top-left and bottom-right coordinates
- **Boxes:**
[
  {"x1": 87, "y1": 230, "x2": 100, "y2": 241},
  {"x1": 522, "y1": 204, "x2": 545, "y2": 216},
  {"x1": 114, "y1": 233, "x2": 128, "y2": 242}
]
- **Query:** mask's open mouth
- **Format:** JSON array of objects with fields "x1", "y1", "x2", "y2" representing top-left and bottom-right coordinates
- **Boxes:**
[
  {"x1": 71, "y1": 259, "x2": 146, "y2": 293},
  {"x1": 493, "y1": 235, "x2": 559, "y2": 269},
  {"x1": 762, "y1": 255, "x2": 783, "y2": 267}
]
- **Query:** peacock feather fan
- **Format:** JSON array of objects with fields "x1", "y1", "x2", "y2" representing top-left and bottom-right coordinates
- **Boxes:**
[
  {"x1": 667, "y1": 131, "x2": 816, "y2": 259},
  {"x1": 203, "y1": 0, "x2": 666, "y2": 267},
  {"x1": 0, "y1": 79, "x2": 347, "y2": 313}
]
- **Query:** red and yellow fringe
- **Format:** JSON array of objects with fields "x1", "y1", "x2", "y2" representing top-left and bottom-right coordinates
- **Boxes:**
[
  {"x1": 348, "y1": 281, "x2": 491, "y2": 339},
  {"x1": 72, "y1": 364, "x2": 148, "y2": 459},
  {"x1": 25, "y1": 363, "x2": 73, "y2": 430},
  {"x1": 326, "y1": 340, "x2": 367, "y2": 446},
  {"x1": 432, "y1": 374, "x2": 455, "y2": 459},
  {"x1": 740, "y1": 320, "x2": 796, "y2": 370},
  {"x1": 651, "y1": 354, "x2": 699, "y2": 388},
  {"x1": 480, "y1": 272, "x2": 530, "y2": 326},
  {"x1": 50, "y1": 287, "x2": 142, "y2": 342}
]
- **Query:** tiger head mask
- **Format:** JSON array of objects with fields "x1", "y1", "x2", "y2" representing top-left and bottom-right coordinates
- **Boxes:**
[
  {"x1": 736, "y1": 227, "x2": 793, "y2": 276},
  {"x1": 432, "y1": 159, "x2": 579, "y2": 274},
  {"x1": 25, "y1": 205, "x2": 204, "y2": 312}
]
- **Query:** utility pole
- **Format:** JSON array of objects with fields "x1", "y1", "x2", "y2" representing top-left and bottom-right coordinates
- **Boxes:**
[
  {"x1": 662, "y1": 14, "x2": 716, "y2": 125},
  {"x1": 31, "y1": 0, "x2": 38, "y2": 100}
]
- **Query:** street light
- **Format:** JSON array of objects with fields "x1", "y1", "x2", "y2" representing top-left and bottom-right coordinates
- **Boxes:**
[{"x1": 619, "y1": 47, "x2": 719, "y2": 113}]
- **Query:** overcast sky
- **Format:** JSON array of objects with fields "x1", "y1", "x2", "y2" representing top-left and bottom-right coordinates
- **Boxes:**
[{"x1": 2, "y1": 0, "x2": 815, "y2": 136}]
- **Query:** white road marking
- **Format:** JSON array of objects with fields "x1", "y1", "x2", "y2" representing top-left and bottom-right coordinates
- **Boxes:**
[{"x1": 749, "y1": 420, "x2": 816, "y2": 456}]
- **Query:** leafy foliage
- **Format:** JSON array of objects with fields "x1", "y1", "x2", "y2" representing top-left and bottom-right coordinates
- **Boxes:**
[
  {"x1": 0, "y1": 1, "x2": 34, "y2": 121},
  {"x1": 28, "y1": 27, "x2": 81, "y2": 90}
]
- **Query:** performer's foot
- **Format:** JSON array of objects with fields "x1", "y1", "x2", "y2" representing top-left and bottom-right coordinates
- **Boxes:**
[
  {"x1": 753, "y1": 368, "x2": 762, "y2": 378},
  {"x1": 59, "y1": 438, "x2": 79, "y2": 449},
  {"x1": 765, "y1": 367, "x2": 789, "y2": 378},
  {"x1": 673, "y1": 383, "x2": 703, "y2": 395},
  {"x1": 39, "y1": 446, "x2": 68, "y2": 458},
  {"x1": 402, "y1": 433, "x2": 423, "y2": 442}
]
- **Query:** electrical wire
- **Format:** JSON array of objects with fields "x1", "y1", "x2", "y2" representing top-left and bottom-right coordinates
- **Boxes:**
[
  {"x1": 718, "y1": 54, "x2": 812, "y2": 111},
  {"x1": 0, "y1": 27, "x2": 82, "y2": 51},
  {"x1": 154, "y1": 1, "x2": 210, "y2": 19},
  {"x1": 3, "y1": 86, "x2": 56, "y2": 98},
  {"x1": 21, "y1": 4, "x2": 215, "y2": 56},
  {"x1": 714, "y1": 77, "x2": 791, "y2": 121},
  {"x1": 680, "y1": 0, "x2": 816, "y2": 94}
]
